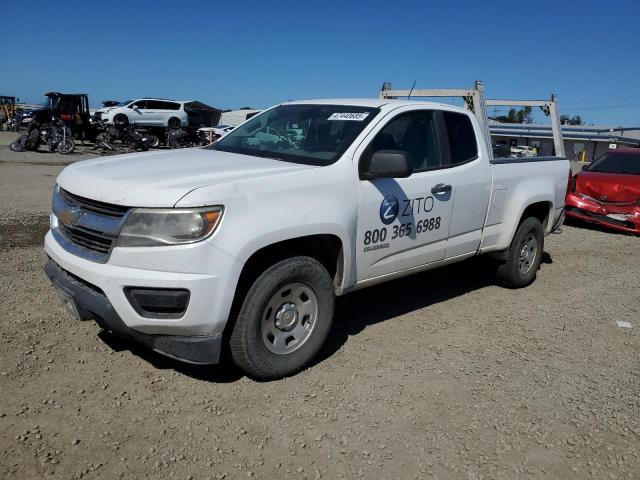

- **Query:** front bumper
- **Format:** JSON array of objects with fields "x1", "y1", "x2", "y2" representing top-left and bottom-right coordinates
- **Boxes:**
[
  {"x1": 44, "y1": 227, "x2": 245, "y2": 363},
  {"x1": 565, "y1": 193, "x2": 640, "y2": 234},
  {"x1": 45, "y1": 260, "x2": 222, "y2": 364}
]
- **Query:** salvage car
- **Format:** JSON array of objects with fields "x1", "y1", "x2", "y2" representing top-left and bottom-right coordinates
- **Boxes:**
[
  {"x1": 43, "y1": 96, "x2": 569, "y2": 380},
  {"x1": 97, "y1": 98, "x2": 221, "y2": 129},
  {"x1": 566, "y1": 148, "x2": 640, "y2": 234},
  {"x1": 510, "y1": 145, "x2": 536, "y2": 157}
]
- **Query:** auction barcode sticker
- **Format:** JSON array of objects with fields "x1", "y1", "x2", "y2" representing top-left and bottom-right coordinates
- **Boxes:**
[{"x1": 328, "y1": 112, "x2": 370, "y2": 121}]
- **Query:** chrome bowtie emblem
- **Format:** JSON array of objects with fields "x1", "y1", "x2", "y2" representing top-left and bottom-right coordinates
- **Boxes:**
[{"x1": 59, "y1": 206, "x2": 82, "y2": 226}]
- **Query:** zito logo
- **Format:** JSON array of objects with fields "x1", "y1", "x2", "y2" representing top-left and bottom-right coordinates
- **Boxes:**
[{"x1": 379, "y1": 195, "x2": 399, "y2": 225}]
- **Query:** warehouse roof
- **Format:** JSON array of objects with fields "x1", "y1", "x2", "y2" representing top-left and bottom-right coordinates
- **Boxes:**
[{"x1": 489, "y1": 121, "x2": 640, "y2": 145}]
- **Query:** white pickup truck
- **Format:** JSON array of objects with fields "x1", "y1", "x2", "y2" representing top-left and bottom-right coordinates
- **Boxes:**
[{"x1": 45, "y1": 97, "x2": 569, "y2": 379}]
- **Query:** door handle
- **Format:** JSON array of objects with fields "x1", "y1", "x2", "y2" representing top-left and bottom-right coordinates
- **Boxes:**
[{"x1": 431, "y1": 183, "x2": 452, "y2": 195}]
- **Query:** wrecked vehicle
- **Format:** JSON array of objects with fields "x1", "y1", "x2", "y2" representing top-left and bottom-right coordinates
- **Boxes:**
[{"x1": 566, "y1": 148, "x2": 640, "y2": 234}]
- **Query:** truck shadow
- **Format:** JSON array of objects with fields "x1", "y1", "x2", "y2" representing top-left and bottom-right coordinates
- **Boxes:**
[
  {"x1": 97, "y1": 332, "x2": 245, "y2": 383},
  {"x1": 98, "y1": 253, "x2": 553, "y2": 383},
  {"x1": 312, "y1": 253, "x2": 552, "y2": 368}
]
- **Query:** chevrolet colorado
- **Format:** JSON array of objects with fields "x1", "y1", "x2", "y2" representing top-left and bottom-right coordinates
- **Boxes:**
[{"x1": 44, "y1": 98, "x2": 569, "y2": 379}]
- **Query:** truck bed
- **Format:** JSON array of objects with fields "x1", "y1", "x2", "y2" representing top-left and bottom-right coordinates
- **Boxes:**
[{"x1": 480, "y1": 156, "x2": 570, "y2": 253}]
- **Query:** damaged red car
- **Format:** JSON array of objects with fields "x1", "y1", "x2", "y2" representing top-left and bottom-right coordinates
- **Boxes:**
[{"x1": 566, "y1": 148, "x2": 640, "y2": 234}]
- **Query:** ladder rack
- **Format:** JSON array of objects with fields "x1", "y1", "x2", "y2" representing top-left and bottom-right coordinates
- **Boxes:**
[{"x1": 379, "y1": 81, "x2": 566, "y2": 159}]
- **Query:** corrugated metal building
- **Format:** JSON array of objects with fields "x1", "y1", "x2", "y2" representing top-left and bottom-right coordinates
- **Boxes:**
[
  {"x1": 219, "y1": 109, "x2": 261, "y2": 126},
  {"x1": 490, "y1": 121, "x2": 640, "y2": 161}
]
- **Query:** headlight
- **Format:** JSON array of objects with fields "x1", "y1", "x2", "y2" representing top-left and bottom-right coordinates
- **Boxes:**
[{"x1": 116, "y1": 207, "x2": 223, "y2": 247}]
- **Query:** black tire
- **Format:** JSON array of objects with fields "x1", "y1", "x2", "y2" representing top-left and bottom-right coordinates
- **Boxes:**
[
  {"x1": 146, "y1": 134, "x2": 160, "y2": 148},
  {"x1": 57, "y1": 139, "x2": 75, "y2": 155},
  {"x1": 230, "y1": 256, "x2": 335, "y2": 380},
  {"x1": 114, "y1": 114, "x2": 129, "y2": 127},
  {"x1": 495, "y1": 217, "x2": 544, "y2": 289},
  {"x1": 168, "y1": 117, "x2": 181, "y2": 128},
  {"x1": 10, "y1": 141, "x2": 24, "y2": 152}
]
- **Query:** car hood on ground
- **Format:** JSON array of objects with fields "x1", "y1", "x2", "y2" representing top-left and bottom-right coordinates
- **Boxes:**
[
  {"x1": 576, "y1": 171, "x2": 640, "y2": 203},
  {"x1": 56, "y1": 148, "x2": 315, "y2": 208}
]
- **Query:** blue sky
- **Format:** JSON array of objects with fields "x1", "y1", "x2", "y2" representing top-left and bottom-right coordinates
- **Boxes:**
[{"x1": 1, "y1": 0, "x2": 638, "y2": 125}]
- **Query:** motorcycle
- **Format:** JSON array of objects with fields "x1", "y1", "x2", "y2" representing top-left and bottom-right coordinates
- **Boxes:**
[
  {"x1": 133, "y1": 126, "x2": 160, "y2": 148},
  {"x1": 94, "y1": 121, "x2": 159, "y2": 153},
  {"x1": 166, "y1": 127, "x2": 194, "y2": 148},
  {"x1": 121, "y1": 124, "x2": 158, "y2": 151},
  {"x1": 10, "y1": 121, "x2": 42, "y2": 152},
  {"x1": 94, "y1": 121, "x2": 119, "y2": 152},
  {"x1": 41, "y1": 118, "x2": 75, "y2": 154}
]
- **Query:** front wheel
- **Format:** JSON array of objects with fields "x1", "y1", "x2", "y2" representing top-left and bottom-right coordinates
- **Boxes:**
[
  {"x1": 495, "y1": 217, "x2": 544, "y2": 288},
  {"x1": 57, "y1": 139, "x2": 75, "y2": 155},
  {"x1": 114, "y1": 114, "x2": 129, "y2": 127},
  {"x1": 229, "y1": 256, "x2": 335, "y2": 380}
]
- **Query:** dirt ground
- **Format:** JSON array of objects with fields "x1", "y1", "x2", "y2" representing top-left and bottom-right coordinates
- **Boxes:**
[{"x1": 1, "y1": 139, "x2": 639, "y2": 480}]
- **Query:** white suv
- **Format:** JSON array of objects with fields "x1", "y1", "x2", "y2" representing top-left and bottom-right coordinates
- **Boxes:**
[{"x1": 97, "y1": 99, "x2": 188, "y2": 128}]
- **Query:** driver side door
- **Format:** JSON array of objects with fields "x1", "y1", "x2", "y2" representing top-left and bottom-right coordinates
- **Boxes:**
[
  {"x1": 355, "y1": 108, "x2": 455, "y2": 281},
  {"x1": 129, "y1": 100, "x2": 146, "y2": 124}
]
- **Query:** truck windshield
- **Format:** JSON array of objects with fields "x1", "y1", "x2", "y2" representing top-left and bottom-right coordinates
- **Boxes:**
[
  {"x1": 586, "y1": 152, "x2": 640, "y2": 175},
  {"x1": 211, "y1": 104, "x2": 379, "y2": 166}
]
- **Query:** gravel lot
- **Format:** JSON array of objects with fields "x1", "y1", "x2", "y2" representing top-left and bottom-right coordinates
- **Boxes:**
[{"x1": 1, "y1": 138, "x2": 639, "y2": 480}]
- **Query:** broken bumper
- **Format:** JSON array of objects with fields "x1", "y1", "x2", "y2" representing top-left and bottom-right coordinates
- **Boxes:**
[{"x1": 565, "y1": 193, "x2": 640, "y2": 234}]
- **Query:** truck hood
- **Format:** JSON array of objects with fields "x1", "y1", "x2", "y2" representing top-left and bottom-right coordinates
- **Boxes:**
[
  {"x1": 575, "y1": 171, "x2": 640, "y2": 203},
  {"x1": 56, "y1": 148, "x2": 315, "y2": 207}
]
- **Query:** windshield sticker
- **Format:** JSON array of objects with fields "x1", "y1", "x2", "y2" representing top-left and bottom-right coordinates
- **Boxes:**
[{"x1": 327, "y1": 112, "x2": 370, "y2": 121}]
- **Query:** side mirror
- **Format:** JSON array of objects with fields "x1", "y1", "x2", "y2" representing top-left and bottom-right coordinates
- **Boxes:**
[
  {"x1": 581, "y1": 164, "x2": 589, "y2": 171},
  {"x1": 360, "y1": 150, "x2": 413, "y2": 180},
  {"x1": 131, "y1": 105, "x2": 139, "y2": 110}
]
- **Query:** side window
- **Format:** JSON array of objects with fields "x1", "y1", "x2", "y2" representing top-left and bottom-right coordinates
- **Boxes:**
[
  {"x1": 442, "y1": 111, "x2": 478, "y2": 165},
  {"x1": 130, "y1": 100, "x2": 146, "y2": 109},
  {"x1": 146, "y1": 100, "x2": 164, "y2": 109},
  {"x1": 164, "y1": 102, "x2": 181, "y2": 110},
  {"x1": 366, "y1": 111, "x2": 442, "y2": 172}
]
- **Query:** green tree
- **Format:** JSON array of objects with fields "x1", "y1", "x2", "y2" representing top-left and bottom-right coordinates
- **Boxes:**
[
  {"x1": 560, "y1": 115, "x2": 584, "y2": 125},
  {"x1": 495, "y1": 107, "x2": 533, "y2": 124}
]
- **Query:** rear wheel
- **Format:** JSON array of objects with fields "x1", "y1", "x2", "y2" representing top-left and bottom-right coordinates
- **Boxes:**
[
  {"x1": 495, "y1": 217, "x2": 544, "y2": 288},
  {"x1": 168, "y1": 117, "x2": 181, "y2": 128},
  {"x1": 146, "y1": 134, "x2": 160, "y2": 148},
  {"x1": 10, "y1": 141, "x2": 24, "y2": 152},
  {"x1": 230, "y1": 256, "x2": 335, "y2": 380}
]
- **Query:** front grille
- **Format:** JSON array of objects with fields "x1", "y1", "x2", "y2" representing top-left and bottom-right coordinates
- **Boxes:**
[
  {"x1": 53, "y1": 186, "x2": 131, "y2": 263},
  {"x1": 59, "y1": 223, "x2": 115, "y2": 254},
  {"x1": 61, "y1": 189, "x2": 129, "y2": 217}
]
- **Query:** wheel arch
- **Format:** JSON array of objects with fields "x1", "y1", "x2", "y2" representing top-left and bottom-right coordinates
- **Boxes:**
[
  {"x1": 223, "y1": 234, "x2": 344, "y2": 338},
  {"x1": 519, "y1": 200, "x2": 553, "y2": 230},
  {"x1": 487, "y1": 199, "x2": 552, "y2": 261}
]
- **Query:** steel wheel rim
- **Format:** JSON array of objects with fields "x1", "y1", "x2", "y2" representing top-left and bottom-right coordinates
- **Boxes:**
[
  {"x1": 261, "y1": 282, "x2": 318, "y2": 355},
  {"x1": 518, "y1": 234, "x2": 538, "y2": 274}
]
